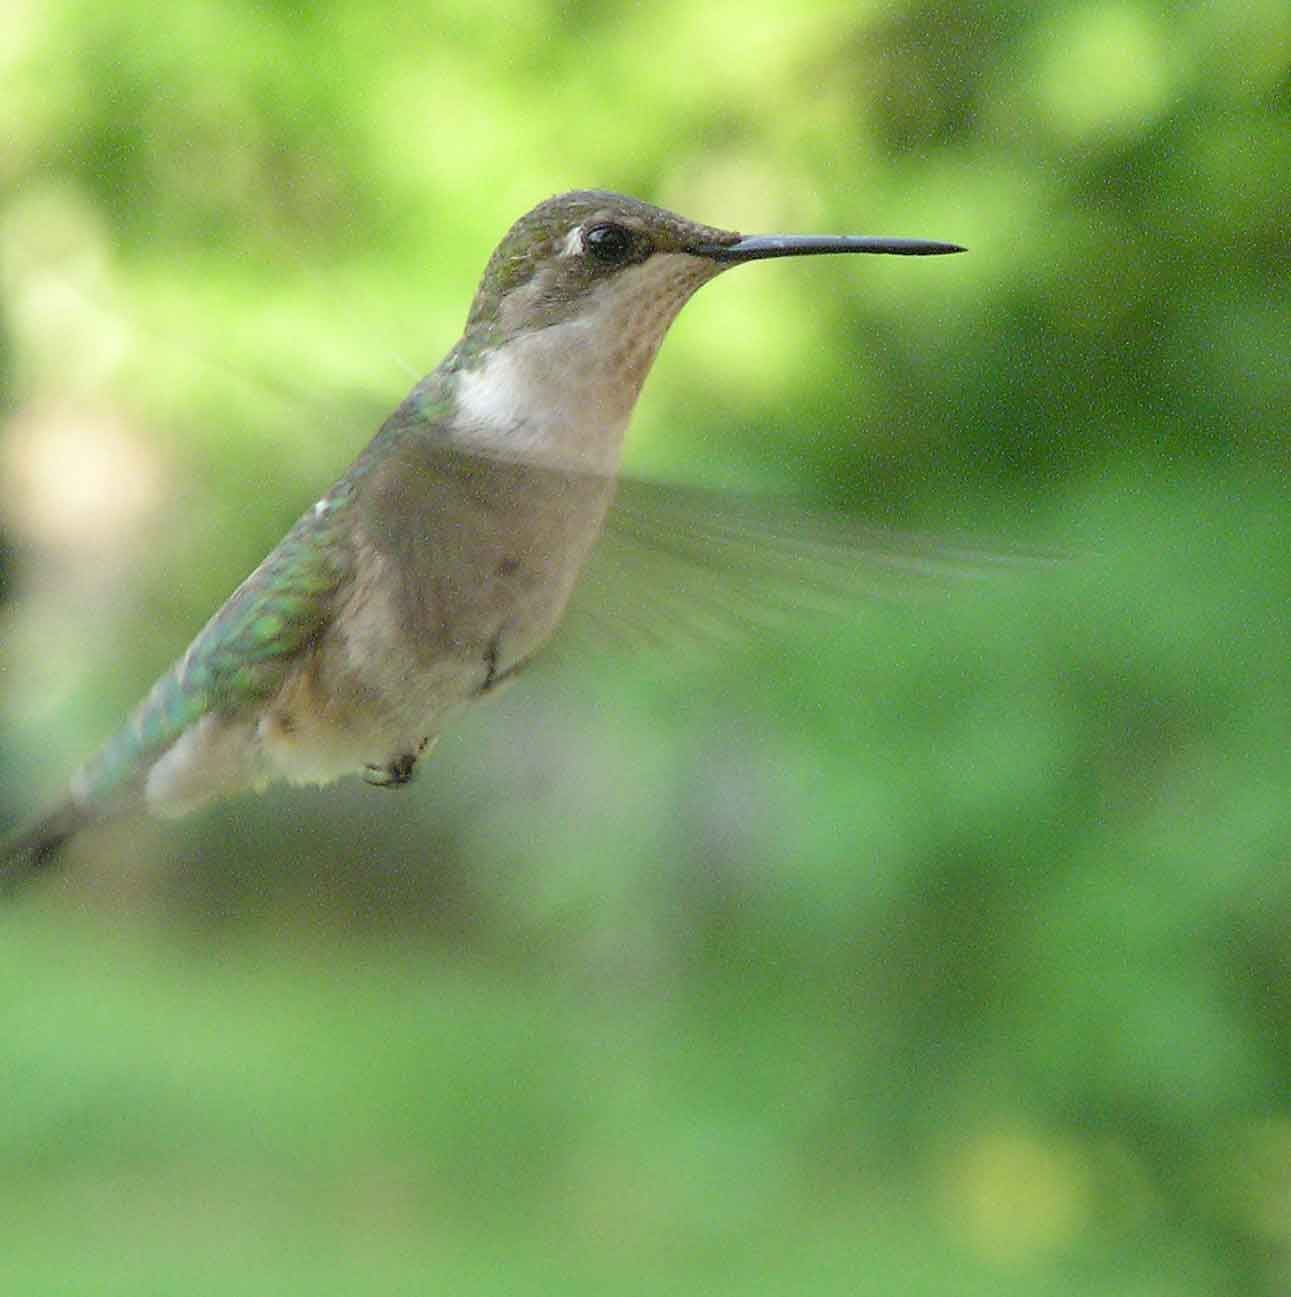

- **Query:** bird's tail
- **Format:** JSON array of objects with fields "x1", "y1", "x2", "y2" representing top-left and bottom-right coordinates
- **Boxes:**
[{"x1": 1, "y1": 798, "x2": 96, "y2": 894}]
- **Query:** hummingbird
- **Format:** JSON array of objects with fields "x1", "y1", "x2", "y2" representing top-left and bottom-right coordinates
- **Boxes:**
[{"x1": 2, "y1": 190, "x2": 963, "y2": 882}]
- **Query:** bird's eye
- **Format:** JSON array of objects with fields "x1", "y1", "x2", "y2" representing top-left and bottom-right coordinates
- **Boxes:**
[{"x1": 584, "y1": 223, "x2": 634, "y2": 264}]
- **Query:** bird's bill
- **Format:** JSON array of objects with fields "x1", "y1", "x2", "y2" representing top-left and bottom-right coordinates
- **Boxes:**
[{"x1": 693, "y1": 234, "x2": 966, "y2": 262}]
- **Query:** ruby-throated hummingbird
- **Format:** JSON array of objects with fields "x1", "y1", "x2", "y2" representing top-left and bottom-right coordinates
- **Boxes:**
[{"x1": 2, "y1": 190, "x2": 963, "y2": 882}]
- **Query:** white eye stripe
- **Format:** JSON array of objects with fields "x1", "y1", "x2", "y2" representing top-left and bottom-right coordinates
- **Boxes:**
[{"x1": 560, "y1": 226, "x2": 584, "y2": 257}]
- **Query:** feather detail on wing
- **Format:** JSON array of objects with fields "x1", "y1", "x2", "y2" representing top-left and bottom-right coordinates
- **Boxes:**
[{"x1": 69, "y1": 482, "x2": 357, "y2": 812}]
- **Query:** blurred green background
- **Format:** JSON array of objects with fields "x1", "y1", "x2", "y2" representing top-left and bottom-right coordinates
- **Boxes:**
[{"x1": 1, "y1": 0, "x2": 1288, "y2": 1292}]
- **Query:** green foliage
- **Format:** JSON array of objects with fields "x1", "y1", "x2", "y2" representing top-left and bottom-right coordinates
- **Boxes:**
[{"x1": 1, "y1": 0, "x2": 1288, "y2": 1291}]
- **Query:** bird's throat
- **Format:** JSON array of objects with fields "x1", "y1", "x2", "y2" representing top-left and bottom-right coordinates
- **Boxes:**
[{"x1": 451, "y1": 253, "x2": 718, "y2": 478}]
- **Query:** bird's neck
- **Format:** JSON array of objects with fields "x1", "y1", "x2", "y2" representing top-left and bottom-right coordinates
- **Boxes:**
[
  {"x1": 445, "y1": 254, "x2": 710, "y2": 477},
  {"x1": 448, "y1": 316, "x2": 657, "y2": 480}
]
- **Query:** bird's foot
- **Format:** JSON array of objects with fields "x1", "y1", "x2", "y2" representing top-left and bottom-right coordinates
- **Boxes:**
[{"x1": 363, "y1": 737, "x2": 434, "y2": 789}]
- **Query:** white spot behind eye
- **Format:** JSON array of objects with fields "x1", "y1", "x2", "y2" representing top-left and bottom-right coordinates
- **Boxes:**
[{"x1": 559, "y1": 226, "x2": 584, "y2": 258}]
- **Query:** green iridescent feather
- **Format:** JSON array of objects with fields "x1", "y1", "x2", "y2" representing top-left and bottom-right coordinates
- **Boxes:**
[
  {"x1": 72, "y1": 479, "x2": 357, "y2": 809},
  {"x1": 71, "y1": 386, "x2": 453, "y2": 810}
]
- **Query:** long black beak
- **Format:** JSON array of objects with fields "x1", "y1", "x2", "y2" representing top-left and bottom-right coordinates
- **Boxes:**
[{"x1": 693, "y1": 234, "x2": 966, "y2": 262}]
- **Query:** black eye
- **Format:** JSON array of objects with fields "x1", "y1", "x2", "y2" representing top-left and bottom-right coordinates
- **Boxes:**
[{"x1": 584, "y1": 223, "x2": 634, "y2": 264}]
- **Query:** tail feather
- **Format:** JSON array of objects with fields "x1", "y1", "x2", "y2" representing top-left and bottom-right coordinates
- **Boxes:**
[{"x1": 1, "y1": 799, "x2": 95, "y2": 894}]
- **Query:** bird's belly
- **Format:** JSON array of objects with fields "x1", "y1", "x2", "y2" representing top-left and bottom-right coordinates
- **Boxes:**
[
  {"x1": 301, "y1": 550, "x2": 583, "y2": 764},
  {"x1": 262, "y1": 649, "x2": 481, "y2": 787},
  {"x1": 255, "y1": 480, "x2": 612, "y2": 785}
]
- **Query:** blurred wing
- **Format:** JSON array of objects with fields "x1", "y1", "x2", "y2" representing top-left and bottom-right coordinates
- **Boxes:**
[{"x1": 556, "y1": 475, "x2": 1061, "y2": 657}]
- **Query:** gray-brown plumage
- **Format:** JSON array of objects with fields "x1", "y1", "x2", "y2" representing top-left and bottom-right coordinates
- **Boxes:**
[{"x1": 2, "y1": 190, "x2": 963, "y2": 883}]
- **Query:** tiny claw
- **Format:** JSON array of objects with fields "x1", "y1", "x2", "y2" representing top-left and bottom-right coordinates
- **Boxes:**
[{"x1": 363, "y1": 739, "x2": 433, "y2": 789}]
